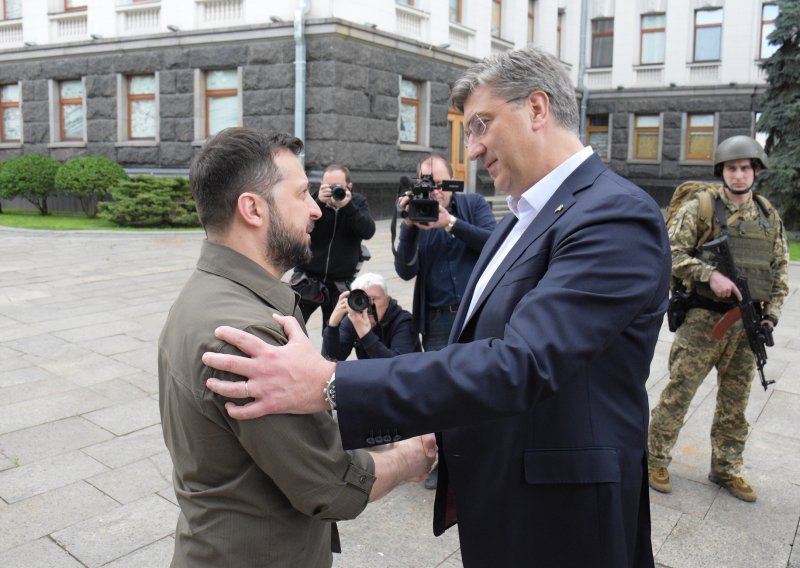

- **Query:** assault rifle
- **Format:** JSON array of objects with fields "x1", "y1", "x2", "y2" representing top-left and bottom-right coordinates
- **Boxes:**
[{"x1": 701, "y1": 234, "x2": 775, "y2": 390}]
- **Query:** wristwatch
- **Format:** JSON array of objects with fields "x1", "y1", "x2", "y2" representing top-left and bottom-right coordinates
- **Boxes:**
[
  {"x1": 323, "y1": 372, "x2": 337, "y2": 411},
  {"x1": 444, "y1": 215, "x2": 457, "y2": 233}
]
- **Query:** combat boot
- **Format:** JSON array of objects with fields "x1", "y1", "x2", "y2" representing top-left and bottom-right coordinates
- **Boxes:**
[
  {"x1": 708, "y1": 473, "x2": 757, "y2": 502},
  {"x1": 648, "y1": 466, "x2": 672, "y2": 493}
]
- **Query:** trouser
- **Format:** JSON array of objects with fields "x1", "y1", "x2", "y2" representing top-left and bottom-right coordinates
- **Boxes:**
[
  {"x1": 648, "y1": 308, "x2": 756, "y2": 478},
  {"x1": 423, "y1": 307, "x2": 458, "y2": 352}
]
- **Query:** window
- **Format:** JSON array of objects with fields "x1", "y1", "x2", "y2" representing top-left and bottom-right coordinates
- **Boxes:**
[
  {"x1": 640, "y1": 13, "x2": 665, "y2": 65},
  {"x1": 64, "y1": 0, "x2": 87, "y2": 11},
  {"x1": 633, "y1": 114, "x2": 660, "y2": 160},
  {"x1": 1, "y1": 83, "x2": 21, "y2": 143},
  {"x1": 449, "y1": 0, "x2": 462, "y2": 24},
  {"x1": 685, "y1": 113, "x2": 715, "y2": 160},
  {"x1": 396, "y1": 0, "x2": 414, "y2": 6},
  {"x1": 399, "y1": 78, "x2": 420, "y2": 144},
  {"x1": 527, "y1": 1, "x2": 535, "y2": 44},
  {"x1": 491, "y1": 0, "x2": 502, "y2": 38},
  {"x1": 760, "y1": 3, "x2": 779, "y2": 59},
  {"x1": 694, "y1": 8, "x2": 722, "y2": 62},
  {"x1": 557, "y1": 9, "x2": 564, "y2": 59},
  {"x1": 204, "y1": 69, "x2": 239, "y2": 138},
  {"x1": 591, "y1": 18, "x2": 613, "y2": 68},
  {"x1": 585, "y1": 115, "x2": 609, "y2": 159},
  {"x1": 58, "y1": 79, "x2": 85, "y2": 142},
  {"x1": 126, "y1": 74, "x2": 157, "y2": 140},
  {"x1": 1, "y1": 0, "x2": 22, "y2": 20}
]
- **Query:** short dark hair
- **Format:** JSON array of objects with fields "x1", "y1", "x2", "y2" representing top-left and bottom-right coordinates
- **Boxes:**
[
  {"x1": 417, "y1": 154, "x2": 453, "y2": 178},
  {"x1": 322, "y1": 163, "x2": 351, "y2": 184},
  {"x1": 190, "y1": 128, "x2": 303, "y2": 232}
]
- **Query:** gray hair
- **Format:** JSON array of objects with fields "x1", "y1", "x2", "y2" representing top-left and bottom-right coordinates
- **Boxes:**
[
  {"x1": 450, "y1": 46, "x2": 579, "y2": 134},
  {"x1": 351, "y1": 272, "x2": 388, "y2": 295}
]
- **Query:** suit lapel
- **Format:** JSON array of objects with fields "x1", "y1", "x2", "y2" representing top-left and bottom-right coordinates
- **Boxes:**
[{"x1": 454, "y1": 154, "x2": 607, "y2": 339}]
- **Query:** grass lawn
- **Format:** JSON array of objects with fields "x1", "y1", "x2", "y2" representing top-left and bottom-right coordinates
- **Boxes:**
[
  {"x1": 0, "y1": 209, "x2": 199, "y2": 231},
  {"x1": 791, "y1": 240, "x2": 800, "y2": 262}
]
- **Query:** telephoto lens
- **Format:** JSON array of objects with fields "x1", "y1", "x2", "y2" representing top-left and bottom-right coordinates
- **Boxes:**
[
  {"x1": 330, "y1": 184, "x2": 347, "y2": 201},
  {"x1": 347, "y1": 289, "x2": 371, "y2": 312}
]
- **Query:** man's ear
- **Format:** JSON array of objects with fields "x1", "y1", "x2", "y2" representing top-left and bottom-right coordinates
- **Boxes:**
[
  {"x1": 236, "y1": 192, "x2": 266, "y2": 228},
  {"x1": 527, "y1": 90, "x2": 549, "y2": 130}
]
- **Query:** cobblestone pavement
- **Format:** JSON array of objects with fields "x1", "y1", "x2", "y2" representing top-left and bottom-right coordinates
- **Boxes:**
[{"x1": 0, "y1": 221, "x2": 798, "y2": 567}]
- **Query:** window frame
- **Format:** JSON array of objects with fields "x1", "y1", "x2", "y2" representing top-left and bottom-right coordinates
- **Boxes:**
[
  {"x1": 591, "y1": 17, "x2": 614, "y2": 68},
  {"x1": 684, "y1": 113, "x2": 716, "y2": 162},
  {"x1": 449, "y1": 0, "x2": 462, "y2": 24},
  {"x1": 1, "y1": 0, "x2": 22, "y2": 20},
  {"x1": 585, "y1": 114, "x2": 610, "y2": 160},
  {"x1": 64, "y1": 0, "x2": 87, "y2": 12},
  {"x1": 0, "y1": 82, "x2": 21, "y2": 144},
  {"x1": 193, "y1": 68, "x2": 242, "y2": 142},
  {"x1": 693, "y1": 8, "x2": 723, "y2": 63},
  {"x1": 527, "y1": 0, "x2": 535, "y2": 44},
  {"x1": 491, "y1": 0, "x2": 502, "y2": 39},
  {"x1": 399, "y1": 78, "x2": 421, "y2": 145},
  {"x1": 119, "y1": 73, "x2": 159, "y2": 143},
  {"x1": 639, "y1": 13, "x2": 666, "y2": 65},
  {"x1": 631, "y1": 114, "x2": 661, "y2": 162},
  {"x1": 557, "y1": 9, "x2": 564, "y2": 60},
  {"x1": 759, "y1": 3, "x2": 779, "y2": 60},
  {"x1": 58, "y1": 79, "x2": 85, "y2": 142}
]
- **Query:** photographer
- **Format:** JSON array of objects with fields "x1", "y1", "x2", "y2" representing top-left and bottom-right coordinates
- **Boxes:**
[
  {"x1": 322, "y1": 273, "x2": 421, "y2": 361},
  {"x1": 290, "y1": 164, "x2": 375, "y2": 329}
]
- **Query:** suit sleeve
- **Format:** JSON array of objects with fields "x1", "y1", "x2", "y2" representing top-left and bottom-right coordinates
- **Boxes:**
[{"x1": 334, "y1": 186, "x2": 670, "y2": 447}]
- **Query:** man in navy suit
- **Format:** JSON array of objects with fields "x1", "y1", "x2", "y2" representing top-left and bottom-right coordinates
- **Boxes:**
[{"x1": 204, "y1": 46, "x2": 670, "y2": 567}]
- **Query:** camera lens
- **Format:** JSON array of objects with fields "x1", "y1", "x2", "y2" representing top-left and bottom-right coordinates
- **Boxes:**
[
  {"x1": 330, "y1": 184, "x2": 347, "y2": 201},
  {"x1": 347, "y1": 289, "x2": 371, "y2": 312}
]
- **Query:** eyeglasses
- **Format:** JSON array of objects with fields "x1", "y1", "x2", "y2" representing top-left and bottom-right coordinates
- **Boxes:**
[{"x1": 463, "y1": 97, "x2": 526, "y2": 148}]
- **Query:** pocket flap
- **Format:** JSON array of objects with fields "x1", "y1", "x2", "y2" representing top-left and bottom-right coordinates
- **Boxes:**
[{"x1": 523, "y1": 447, "x2": 620, "y2": 484}]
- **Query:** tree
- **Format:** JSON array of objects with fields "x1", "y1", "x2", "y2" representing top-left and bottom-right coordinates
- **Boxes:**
[
  {"x1": 0, "y1": 154, "x2": 61, "y2": 215},
  {"x1": 55, "y1": 156, "x2": 129, "y2": 218},
  {"x1": 757, "y1": 0, "x2": 800, "y2": 231}
]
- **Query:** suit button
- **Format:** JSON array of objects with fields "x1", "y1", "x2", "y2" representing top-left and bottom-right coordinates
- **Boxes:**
[
  {"x1": 393, "y1": 434, "x2": 402, "y2": 442},
  {"x1": 382, "y1": 434, "x2": 392, "y2": 443},
  {"x1": 366, "y1": 437, "x2": 375, "y2": 445}
]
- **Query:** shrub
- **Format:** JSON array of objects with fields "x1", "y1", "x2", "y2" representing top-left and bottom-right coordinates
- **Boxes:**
[
  {"x1": 55, "y1": 156, "x2": 128, "y2": 218},
  {"x1": 99, "y1": 176, "x2": 200, "y2": 228},
  {"x1": 0, "y1": 154, "x2": 61, "y2": 215}
]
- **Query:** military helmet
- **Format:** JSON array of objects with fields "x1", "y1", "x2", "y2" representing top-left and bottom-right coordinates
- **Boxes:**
[{"x1": 713, "y1": 135, "x2": 768, "y2": 176}]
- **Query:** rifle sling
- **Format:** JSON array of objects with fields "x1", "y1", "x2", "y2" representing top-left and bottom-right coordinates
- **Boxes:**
[{"x1": 710, "y1": 306, "x2": 742, "y2": 340}]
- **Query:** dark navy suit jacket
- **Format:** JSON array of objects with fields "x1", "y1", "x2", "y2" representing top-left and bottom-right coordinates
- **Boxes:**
[{"x1": 336, "y1": 154, "x2": 670, "y2": 567}]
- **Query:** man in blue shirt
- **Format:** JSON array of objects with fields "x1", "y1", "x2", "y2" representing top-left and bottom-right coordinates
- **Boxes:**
[{"x1": 394, "y1": 154, "x2": 496, "y2": 488}]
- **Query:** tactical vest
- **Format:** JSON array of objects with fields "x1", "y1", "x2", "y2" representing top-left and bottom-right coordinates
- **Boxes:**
[{"x1": 694, "y1": 190, "x2": 778, "y2": 303}]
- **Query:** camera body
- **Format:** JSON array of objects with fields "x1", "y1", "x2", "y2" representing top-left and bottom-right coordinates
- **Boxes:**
[
  {"x1": 330, "y1": 183, "x2": 348, "y2": 201},
  {"x1": 401, "y1": 174, "x2": 465, "y2": 223},
  {"x1": 347, "y1": 289, "x2": 371, "y2": 312}
]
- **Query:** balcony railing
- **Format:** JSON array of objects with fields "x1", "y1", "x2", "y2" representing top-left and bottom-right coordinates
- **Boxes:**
[
  {"x1": 687, "y1": 62, "x2": 720, "y2": 85},
  {"x1": 448, "y1": 22, "x2": 473, "y2": 54},
  {"x1": 635, "y1": 66, "x2": 663, "y2": 86},
  {"x1": 49, "y1": 11, "x2": 88, "y2": 41},
  {"x1": 0, "y1": 20, "x2": 23, "y2": 46},
  {"x1": 396, "y1": 4, "x2": 428, "y2": 43},
  {"x1": 585, "y1": 68, "x2": 612, "y2": 89},
  {"x1": 196, "y1": 0, "x2": 243, "y2": 27},
  {"x1": 117, "y1": 3, "x2": 161, "y2": 35}
]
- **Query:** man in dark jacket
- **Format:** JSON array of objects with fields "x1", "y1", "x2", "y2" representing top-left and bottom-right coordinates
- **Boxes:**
[
  {"x1": 322, "y1": 272, "x2": 421, "y2": 361},
  {"x1": 291, "y1": 164, "x2": 375, "y2": 328}
]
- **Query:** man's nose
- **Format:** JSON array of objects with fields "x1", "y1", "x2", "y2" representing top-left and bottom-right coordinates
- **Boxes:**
[{"x1": 466, "y1": 137, "x2": 484, "y2": 160}]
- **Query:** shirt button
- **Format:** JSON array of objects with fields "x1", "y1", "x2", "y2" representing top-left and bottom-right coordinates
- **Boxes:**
[{"x1": 359, "y1": 475, "x2": 367, "y2": 484}]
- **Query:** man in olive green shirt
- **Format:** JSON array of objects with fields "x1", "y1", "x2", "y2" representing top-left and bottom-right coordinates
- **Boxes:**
[{"x1": 158, "y1": 128, "x2": 434, "y2": 567}]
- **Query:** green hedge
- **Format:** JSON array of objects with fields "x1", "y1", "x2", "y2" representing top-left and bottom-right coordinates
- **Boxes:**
[
  {"x1": 55, "y1": 156, "x2": 129, "y2": 218},
  {"x1": 0, "y1": 154, "x2": 61, "y2": 215},
  {"x1": 99, "y1": 176, "x2": 200, "y2": 228}
]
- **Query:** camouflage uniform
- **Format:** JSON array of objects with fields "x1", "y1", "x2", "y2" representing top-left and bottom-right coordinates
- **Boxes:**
[{"x1": 648, "y1": 192, "x2": 789, "y2": 478}]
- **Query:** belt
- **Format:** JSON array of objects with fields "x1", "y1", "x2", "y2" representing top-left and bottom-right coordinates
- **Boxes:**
[
  {"x1": 428, "y1": 304, "x2": 460, "y2": 314},
  {"x1": 689, "y1": 294, "x2": 735, "y2": 315}
]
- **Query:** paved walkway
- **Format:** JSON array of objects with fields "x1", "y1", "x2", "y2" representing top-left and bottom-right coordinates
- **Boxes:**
[{"x1": 0, "y1": 220, "x2": 797, "y2": 567}]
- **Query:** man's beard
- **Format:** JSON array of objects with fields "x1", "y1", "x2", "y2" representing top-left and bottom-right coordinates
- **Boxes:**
[{"x1": 264, "y1": 205, "x2": 313, "y2": 274}]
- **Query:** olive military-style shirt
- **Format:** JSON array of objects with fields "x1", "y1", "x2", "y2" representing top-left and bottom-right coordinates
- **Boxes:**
[{"x1": 158, "y1": 240, "x2": 376, "y2": 567}]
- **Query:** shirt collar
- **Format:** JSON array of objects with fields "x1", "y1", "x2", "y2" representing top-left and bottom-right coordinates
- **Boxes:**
[
  {"x1": 507, "y1": 146, "x2": 595, "y2": 220},
  {"x1": 196, "y1": 240, "x2": 299, "y2": 317}
]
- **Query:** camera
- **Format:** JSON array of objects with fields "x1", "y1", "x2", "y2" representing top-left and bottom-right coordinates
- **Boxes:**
[
  {"x1": 330, "y1": 184, "x2": 348, "y2": 201},
  {"x1": 347, "y1": 289, "x2": 371, "y2": 312},
  {"x1": 399, "y1": 174, "x2": 465, "y2": 223}
]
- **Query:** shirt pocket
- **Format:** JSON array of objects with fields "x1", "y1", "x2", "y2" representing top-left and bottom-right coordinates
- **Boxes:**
[{"x1": 523, "y1": 447, "x2": 621, "y2": 485}]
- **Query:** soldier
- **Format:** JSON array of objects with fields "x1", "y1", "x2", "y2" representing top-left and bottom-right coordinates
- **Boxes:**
[{"x1": 648, "y1": 135, "x2": 790, "y2": 502}]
